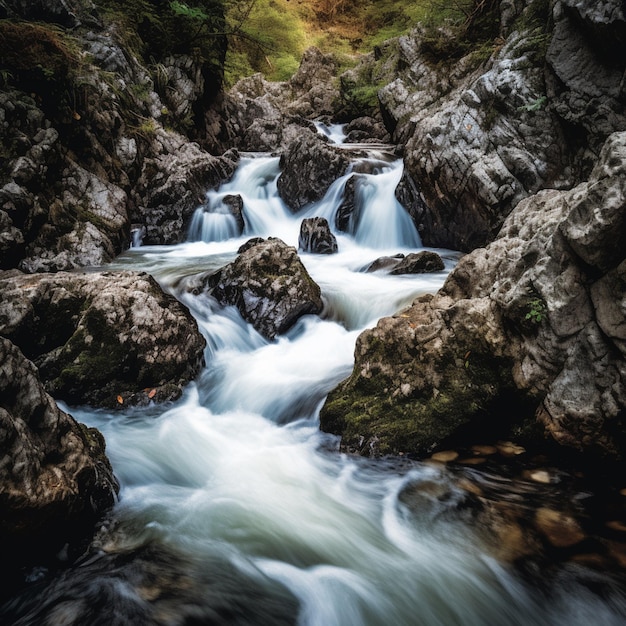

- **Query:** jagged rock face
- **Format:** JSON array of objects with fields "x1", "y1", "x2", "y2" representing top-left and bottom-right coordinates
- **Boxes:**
[
  {"x1": 206, "y1": 238, "x2": 323, "y2": 340},
  {"x1": 223, "y1": 47, "x2": 340, "y2": 152},
  {"x1": 277, "y1": 130, "x2": 350, "y2": 211},
  {"x1": 374, "y1": 0, "x2": 626, "y2": 252},
  {"x1": 298, "y1": 217, "x2": 338, "y2": 254},
  {"x1": 0, "y1": 270, "x2": 206, "y2": 407},
  {"x1": 132, "y1": 138, "x2": 239, "y2": 245},
  {"x1": 321, "y1": 131, "x2": 626, "y2": 461},
  {"x1": 0, "y1": 336, "x2": 118, "y2": 591}
]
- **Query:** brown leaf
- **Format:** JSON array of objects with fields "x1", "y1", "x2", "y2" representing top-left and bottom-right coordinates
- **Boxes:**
[
  {"x1": 117, "y1": 395, "x2": 124, "y2": 404},
  {"x1": 148, "y1": 388, "x2": 157, "y2": 399}
]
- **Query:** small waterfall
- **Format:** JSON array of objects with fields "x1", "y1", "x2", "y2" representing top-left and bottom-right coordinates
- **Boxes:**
[{"x1": 187, "y1": 200, "x2": 241, "y2": 242}]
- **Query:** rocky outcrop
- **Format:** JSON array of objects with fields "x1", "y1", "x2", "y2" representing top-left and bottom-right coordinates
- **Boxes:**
[
  {"x1": 320, "y1": 131, "x2": 626, "y2": 461},
  {"x1": 0, "y1": 270, "x2": 206, "y2": 407},
  {"x1": 218, "y1": 47, "x2": 341, "y2": 152},
  {"x1": 0, "y1": 336, "x2": 118, "y2": 593},
  {"x1": 205, "y1": 238, "x2": 323, "y2": 340},
  {"x1": 298, "y1": 217, "x2": 338, "y2": 254},
  {"x1": 277, "y1": 130, "x2": 350, "y2": 211},
  {"x1": 371, "y1": 0, "x2": 626, "y2": 251}
]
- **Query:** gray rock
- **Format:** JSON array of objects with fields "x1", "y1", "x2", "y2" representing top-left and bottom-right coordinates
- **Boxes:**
[
  {"x1": 206, "y1": 238, "x2": 323, "y2": 340},
  {"x1": 298, "y1": 217, "x2": 338, "y2": 254},
  {"x1": 0, "y1": 336, "x2": 118, "y2": 587},
  {"x1": 389, "y1": 251, "x2": 445, "y2": 274},
  {"x1": 0, "y1": 270, "x2": 206, "y2": 407},
  {"x1": 133, "y1": 139, "x2": 239, "y2": 245},
  {"x1": 321, "y1": 131, "x2": 626, "y2": 461},
  {"x1": 277, "y1": 130, "x2": 350, "y2": 211}
]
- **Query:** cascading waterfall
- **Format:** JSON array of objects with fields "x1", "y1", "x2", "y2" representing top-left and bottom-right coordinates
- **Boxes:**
[{"x1": 4, "y1": 128, "x2": 626, "y2": 626}]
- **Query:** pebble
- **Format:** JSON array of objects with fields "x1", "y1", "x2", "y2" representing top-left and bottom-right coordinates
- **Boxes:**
[
  {"x1": 471, "y1": 444, "x2": 497, "y2": 455},
  {"x1": 525, "y1": 469, "x2": 552, "y2": 484},
  {"x1": 430, "y1": 450, "x2": 459, "y2": 463},
  {"x1": 606, "y1": 520, "x2": 626, "y2": 533},
  {"x1": 497, "y1": 441, "x2": 526, "y2": 457},
  {"x1": 534, "y1": 507, "x2": 586, "y2": 548},
  {"x1": 458, "y1": 456, "x2": 487, "y2": 465}
]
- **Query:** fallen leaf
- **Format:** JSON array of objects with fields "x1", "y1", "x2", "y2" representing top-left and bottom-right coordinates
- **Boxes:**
[
  {"x1": 148, "y1": 388, "x2": 157, "y2": 399},
  {"x1": 117, "y1": 395, "x2": 124, "y2": 404}
]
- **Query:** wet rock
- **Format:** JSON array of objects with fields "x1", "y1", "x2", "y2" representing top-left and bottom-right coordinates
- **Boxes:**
[
  {"x1": 0, "y1": 270, "x2": 206, "y2": 407},
  {"x1": 133, "y1": 138, "x2": 239, "y2": 245},
  {"x1": 277, "y1": 130, "x2": 350, "y2": 211},
  {"x1": 335, "y1": 174, "x2": 362, "y2": 233},
  {"x1": 222, "y1": 194, "x2": 245, "y2": 234},
  {"x1": 0, "y1": 336, "x2": 118, "y2": 592},
  {"x1": 365, "y1": 254, "x2": 405, "y2": 273},
  {"x1": 321, "y1": 131, "x2": 626, "y2": 460},
  {"x1": 534, "y1": 507, "x2": 587, "y2": 548},
  {"x1": 298, "y1": 217, "x2": 338, "y2": 254},
  {"x1": 206, "y1": 238, "x2": 323, "y2": 340},
  {"x1": 389, "y1": 251, "x2": 445, "y2": 275},
  {"x1": 344, "y1": 116, "x2": 391, "y2": 143}
]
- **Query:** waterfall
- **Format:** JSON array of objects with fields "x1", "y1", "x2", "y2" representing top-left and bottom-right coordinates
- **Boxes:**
[{"x1": 4, "y1": 137, "x2": 626, "y2": 626}]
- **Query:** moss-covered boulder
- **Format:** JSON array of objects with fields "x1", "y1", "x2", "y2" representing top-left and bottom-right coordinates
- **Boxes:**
[
  {"x1": 0, "y1": 270, "x2": 206, "y2": 407},
  {"x1": 205, "y1": 237, "x2": 323, "y2": 340},
  {"x1": 321, "y1": 131, "x2": 626, "y2": 461}
]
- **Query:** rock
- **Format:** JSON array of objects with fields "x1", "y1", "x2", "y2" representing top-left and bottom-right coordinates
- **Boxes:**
[
  {"x1": 0, "y1": 336, "x2": 118, "y2": 592},
  {"x1": 277, "y1": 130, "x2": 350, "y2": 211},
  {"x1": 0, "y1": 270, "x2": 206, "y2": 407},
  {"x1": 365, "y1": 254, "x2": 405, "y2": 273},
  {"x1": 298, "y1": 217, "x2": 338, "y2": 254},
  {"x1": 132, "y1": 138, "x2": 239, "y2": 245},
  {"x1": 344, "y1": 116, "x2": 391, "y2": 143},
  {"x1": 320, "y1": 131, "x2": 626, "y2": 461},
  {"x1": 534, "y1": 507, "x2": 586, "y2": 548},
  {"x1": 206, "y1": 238, "x2": 323, "y2": 340},
  {"x1": 389, "y1": 251, "x2": 445, "y2": 274},
  {"x1": 368, "y1": 1, "x2": 626, "y2": 252},
  {"x1": 335, "y1": 174, "x2": 362, "y2": 233}
]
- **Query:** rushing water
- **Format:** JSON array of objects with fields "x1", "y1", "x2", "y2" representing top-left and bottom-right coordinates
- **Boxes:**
[{"x1": 4, "y1": 132, "x2": 626, "y2": 625}]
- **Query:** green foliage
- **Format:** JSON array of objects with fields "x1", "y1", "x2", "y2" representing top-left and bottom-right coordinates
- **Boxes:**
[
  {"x1": 524, "y1": 298, "x2": 546, "y2": 324},
  {"x1": 224, "y1": 0, "x2": 307, "y2": 84}
]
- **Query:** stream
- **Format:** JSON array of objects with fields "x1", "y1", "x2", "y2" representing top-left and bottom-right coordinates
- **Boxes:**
[{"x1": 4, "y1": 127, "x2": 626, "y2": 625}]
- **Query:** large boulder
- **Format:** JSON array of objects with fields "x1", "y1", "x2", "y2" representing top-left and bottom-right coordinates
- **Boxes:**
[
  {"x1": 0, "y1": 270, "x2": 206, "y2": 407},
  {"x1": 132, "y1": 136, "x2": 239, "y2": 245},
  {"x1": 321, "y1": 131, "x2": 626, "y2": 461},
  {"x1": 205, "y1": 238, "x2": 323, "y2": 340},
  {"x1": 0, "y1": 336, "x2": 118, "y2": 595},
  {"x1": 277, "y1": 130, "x2": 350, "y2": 211}
]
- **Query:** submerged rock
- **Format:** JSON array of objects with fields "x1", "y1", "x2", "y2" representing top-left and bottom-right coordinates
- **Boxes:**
[
  {"x1": 389, "y1": 251, "x2": 445, "y2": 274},
  {"x1": 0, "y1": 336, "x2": 118, "y2": 594},
  {"x1": 0, "y1": 270, "x2": 206, "y2": 407},
  {"x1": 321, "y1": 131, "x2": 626, "y2": 461},
  {"x1": 298, "y1": 217, "x2": 338, "y2": 254},
  {"x1": 206, "y1": 238, "x2": 323, "y2": 340}
]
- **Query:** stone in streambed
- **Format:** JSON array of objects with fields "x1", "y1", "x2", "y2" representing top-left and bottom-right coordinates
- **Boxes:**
[
  {"x1": 534, "y1": 507, "x2": 586, "y2": 548},
  {"x1": 0, "y1": 270, "x2": 206, "y2": 407},
  {"x1": 206, "y1": 238, "x2": 323, "y2": 340},
  {"x1": 0, "y1": 337, "x2": 119, "y2": 592},
  {"x1": 389, "y1": 251, "x2": 445, "y2": 274},
  {"x1": 298, "y1": 217, "x2": 338, "y2": 254}
]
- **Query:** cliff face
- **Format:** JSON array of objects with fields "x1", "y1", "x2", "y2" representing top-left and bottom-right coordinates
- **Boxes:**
[
  {"x1": 0, "y1": 0, "x2": 237, "y2": 271},
  {"x1": 320, "y1": 0, "x2": 626, "y2": 461}
]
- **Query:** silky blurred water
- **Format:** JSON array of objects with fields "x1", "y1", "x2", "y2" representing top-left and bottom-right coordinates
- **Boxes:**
[{"x1": 4, "y1": 135, "x2": 626, "y2": 625}]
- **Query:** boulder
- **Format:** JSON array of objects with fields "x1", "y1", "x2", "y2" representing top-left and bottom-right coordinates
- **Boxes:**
[
  {"x1": 389, "y1": 251, "x2": 445, "y2": 274},
  {"x1": 277, "y1": 130, "x2": 350, "y2": 211},
  {"x1": 206, "y1": 238, "x2": 323, "y2": 340},
  {"x1": 132, "y1": 137, "x2": 239, "y2": 245},
  {"x1": 320, "y1": 131, "x2": 626, "y2": 461},
  {"x1": 0, "y1": 270, "x2": 206, "y2": 407},
  {"x1": 298, "y1": 217, "x2": 338, "y2": 254},
  {"x1": 0, "y1": 336, "x2": 118, "y2": 594}
]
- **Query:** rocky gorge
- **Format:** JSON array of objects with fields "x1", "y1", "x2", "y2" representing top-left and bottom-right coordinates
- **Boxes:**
[{"x1": 1, "y1": 0, "x2": 626, "y2": 621}]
